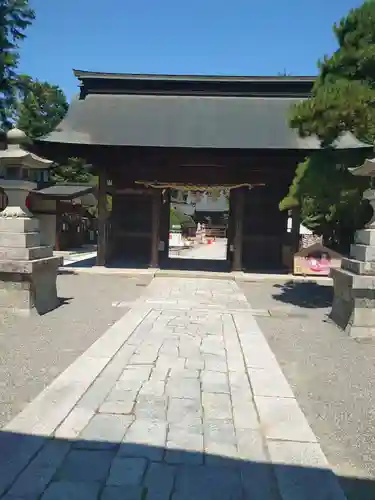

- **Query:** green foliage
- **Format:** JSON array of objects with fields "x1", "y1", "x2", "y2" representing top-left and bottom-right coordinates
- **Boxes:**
[
  {"x1": 170, "y1": 207, "x2": 195, "y2": 229},
  {"x1": 281, "y1": 150, "x2": 372, "y2": 251},
  {"x1": 0, "y1": 0, "x2": 35, "y2": 129},
  {"x1": 14, "y1": 76, "x2": 92, "y2": 185},
  {"x1": 16, "y1": 76, "x2": 68, "y2": 139},
  {"x1": 283, "y1": 1, "x2": 375, "y2": 251},
  {"x1": 90, "y1": 175, "x2": 112, "y2": 216},
  {"x1": 51, "y1": 157, "x2": 92, "y2": 184}
]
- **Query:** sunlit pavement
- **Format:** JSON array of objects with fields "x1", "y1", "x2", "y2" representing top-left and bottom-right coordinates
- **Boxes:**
[{"x1": 170, "y1": 237, "x2": 228, "y2": 260}]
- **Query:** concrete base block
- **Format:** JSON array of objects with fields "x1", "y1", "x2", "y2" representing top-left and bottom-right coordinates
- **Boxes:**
[
  {"x1": 350, "y1": 243, "x2": 375, "y2": 262},
  {"x1": 0, "y1": 256, "x2": 63, "y2": 315},
  {"x1": 330, "y1": 267, "x2": 375, "y2": 339}
]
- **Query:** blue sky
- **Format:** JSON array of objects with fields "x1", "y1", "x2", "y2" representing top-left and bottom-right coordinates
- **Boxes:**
[{"x1": 19, "y1": 0, "x2": 364, "y2": 98}]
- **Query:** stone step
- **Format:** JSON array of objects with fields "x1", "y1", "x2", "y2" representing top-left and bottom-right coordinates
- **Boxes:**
[
  {"x1": 355, "y1": 228, "x2": 375, "y2": 246},
  {"x1": 0, "y1": 246, "x2": 53, "y2": 261},
  {"x1": 0, "y1": 255, "x2": 63, "y2": 274},
  {"x1": 341, "y1": 257, "x2": 375, "y2": 275},
  {"x1": 350, "y1": 243, "x2": 375, "y2": 262},
  {"x1": 0, "y1": 231, "x2": 40, "y2": 248},
  {"x1": 0, "y1": 217, "x2": 39, "y2": 233}
]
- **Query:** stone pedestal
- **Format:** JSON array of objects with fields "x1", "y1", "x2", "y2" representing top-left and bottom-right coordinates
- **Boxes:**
[
  {"x1": 0, "y1": 128, "x2": 62, "y2": 315},
  {"x1": 331, "y1": 190, "x2": 375, "y2": 338},
  {"x1": 0, "y1": 185, "x2": 62, "y2": 316}
]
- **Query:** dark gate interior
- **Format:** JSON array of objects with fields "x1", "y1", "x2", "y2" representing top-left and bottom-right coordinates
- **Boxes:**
[
  {"x1": 111, "y1": 191, "x2": 153, "y2": 267},
  {"x1": 242, "y1": 184, "x2": 289, "y2": 271}
]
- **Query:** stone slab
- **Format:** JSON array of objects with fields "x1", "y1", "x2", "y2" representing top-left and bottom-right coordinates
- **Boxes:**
[
  {"x1": 236, "y1": 428, "x2": 267, "y2": 462},
  {"x1": 0, "y1": 245, "x2": 52, "y2": 261},
  {"x1": 7, "y1": 440, "x2": 71, "y2": 498},
  {"x1": 202, "y1": 393, "x2": 233, "y2": 420},
  {"x1": 42, "y1": 480, "x2": 101, "y2": 500},
  {"x1": 267, "y1": 439, "x2": 328, "y2": 468},
  {"x1": 341, "y1": 257, "x2": 375, "y2": 275},
  {"x1": 254, "y1": 396, "x2": 317, "y2": 442},
  {"x1": 351, "y1": 243, "x2": 375, "y2": 262},
  {"x1": 355, "y1": 228, "x2": 375, "y2": 247},
  {"x1": 0, "y1": 432, "x2": 47, "y2": 496},
  {"x1": 0, "y1": 216, "x2": 39, "y2": 233},
  {"x1": 248, "y1": 367, "x2": 295, "y2": 398},
  {"x1": 107, "y1": 457, "x2": 147, "y2": 486},
  {"x1": 143, "y1": 462, "x2": 175, "y2": 499},
  {"x1": 101, "y1": 486, "x2": 145, "y2": 500},
  {"x1": 99, "y1": 400, "x2": 135, "y2": 414},
  {"x1": 0, "y1": 255, "x2": 62, "y2": 274},
  {"x1": 76, "y1": 414, "x2": 133, "y2": 449},
  {"x1": 0, "y1": 231, "x2": 40, "y2": 248},
  {"x1": 268, "y1": 440, "x2": 346, "y2": 500},
  {"x1": 120, "y1": 419, "x2": 167, "y2": 461},
  {"x1": 55, "y1": 407, "x2": 95, "y2": 439},
  {"x1": 57, "y1": 449, "x2": 114, "y2": 482}
]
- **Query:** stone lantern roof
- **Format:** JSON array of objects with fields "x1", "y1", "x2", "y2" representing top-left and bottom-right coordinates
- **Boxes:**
[{"x1": 0, "y1": 128, "x2": 53, "y2": 169}]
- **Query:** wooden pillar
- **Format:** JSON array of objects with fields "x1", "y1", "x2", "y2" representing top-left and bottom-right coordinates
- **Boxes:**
[
  {"x1": 291, "y1": 206, "x2": 301, "y2": 253},
  {"x1": 227, "y1": 190, "x2": 236, "y2": 263},
  {"x1": 232, "y1": 187, "x2": 245, "y2": 272},
  {"x1": 150, "y1": 189, "x2": 162, "y2": 268},
  {"x1": 160, "y1": 189, "x2": 171, "y2": 264},
  {"x1": 96, "y1": 166, "x2": 108, "y2": 266}
]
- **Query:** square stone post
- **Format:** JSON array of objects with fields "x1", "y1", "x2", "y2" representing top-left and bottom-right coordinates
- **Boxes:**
[{"x1": 331, "y1": 158, "x2": 375, "y2": 338}]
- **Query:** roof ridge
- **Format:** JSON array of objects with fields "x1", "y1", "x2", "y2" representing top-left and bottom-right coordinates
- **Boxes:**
[{"x1": 73, "y1": 69, "x2": 316, "y2": 83}]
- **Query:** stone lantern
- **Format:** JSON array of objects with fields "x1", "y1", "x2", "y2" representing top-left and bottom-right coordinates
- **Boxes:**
[
  {"x1": 331, "y1": 157, "x2": 375, "y2": 338},
  {"x1": 0, "y1": 128, "x2": 62, "y2": 315}
]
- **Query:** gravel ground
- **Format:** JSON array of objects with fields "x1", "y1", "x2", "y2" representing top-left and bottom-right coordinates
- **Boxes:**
[
  {"x1": 240, "y1": 279, "x2": 375, "y2": 500},
  {"x1": 0, "y1": 272, "x2": 151, "y2": 428}
]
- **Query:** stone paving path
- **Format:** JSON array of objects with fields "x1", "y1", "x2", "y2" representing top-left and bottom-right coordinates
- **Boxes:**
[{"x1": 0, "y1": 278, "x2": 346, "y2": 499}]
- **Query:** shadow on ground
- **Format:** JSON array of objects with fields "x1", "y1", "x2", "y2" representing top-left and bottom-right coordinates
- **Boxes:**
[
  {"x1": 0, "y1": 430, "x2": 373, "y2": 500},
  {"x1": 34, "y1": 296, "x2": 73, "y2": 316},
  {"x1": 272, "y1": 281, "x2": 333, "y2": 309},
  {"x1": 53, "y1": 296, "x2": 72, "y2": 311},
  {"x1": 64, "y1": 257, "x2": 97, "y2": 268}
]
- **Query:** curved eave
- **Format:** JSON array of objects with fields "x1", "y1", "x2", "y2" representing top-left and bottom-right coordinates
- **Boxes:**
[
  {"x1": 39, "y1": 93, "x2": 372, "y2": 151},
  {"x1": 0, "y1": 149, "x2": 54, "y2": 168}
]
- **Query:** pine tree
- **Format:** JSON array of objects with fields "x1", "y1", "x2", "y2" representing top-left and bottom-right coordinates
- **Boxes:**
[
  {"x1": 290, "y1": 0, "x2": 375, "y2": 146},
  {"x1": 281, "y1": 1, "x2": 375, "y2": 250}
]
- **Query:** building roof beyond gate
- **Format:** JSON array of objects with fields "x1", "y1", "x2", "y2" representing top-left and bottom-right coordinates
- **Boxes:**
[
  {"x1": 40, "y1": 71, "x2": 370, "y2": 150},
  {"x1": 35, "y1": 184, "x2": 95, "y2": 200}
]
